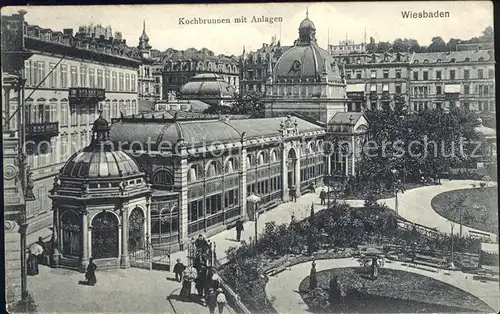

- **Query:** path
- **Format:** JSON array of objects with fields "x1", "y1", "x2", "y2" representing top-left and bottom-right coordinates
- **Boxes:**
[
  {"x1": 28, "y1": 265, "x2": 234, "y2": 314},
  {"x1": 378, "y1": 180, "x2": 497, "y2": 242},
  {"x1": 266, "y1": 258, "x2": 500, "y2": 314}
]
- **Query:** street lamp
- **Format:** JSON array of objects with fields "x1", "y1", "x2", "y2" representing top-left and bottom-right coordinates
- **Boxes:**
[
  {"x1": 247, "y1": 193, "x2": 261, "y2": 251},
  {"x1": 391, "y1": 169, "x2": 399, "y2": 215},
  {"x1": 449, "y1": 220, "x2": 456, "y2": 269}
]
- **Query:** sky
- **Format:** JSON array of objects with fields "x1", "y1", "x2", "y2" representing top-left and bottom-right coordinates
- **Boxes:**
[{"x1": 2, "y1": 1, "x2": 494, "y2": 56}]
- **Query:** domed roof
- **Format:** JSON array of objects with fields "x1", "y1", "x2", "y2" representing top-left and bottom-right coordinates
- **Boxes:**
[
  {"x1": 60, "y1": 148, "x2": 142, "y2": 179},
  {"x1": 273, "y1": 12, "x2": 342, "y2": 82},
  {"x1": 299, "y1": 17, "x2": 315, "y2": 30},
  {"x1": 179, "y1": 73, "x2": 236, "y2": 98},
  {"x1": 273, "y1": 44, "x2": 342, "y2": 81}
]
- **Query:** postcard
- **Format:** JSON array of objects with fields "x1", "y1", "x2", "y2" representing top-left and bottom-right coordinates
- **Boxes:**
[{"x1": 2, "y1": 2, "x2": 497, "y2": 313}]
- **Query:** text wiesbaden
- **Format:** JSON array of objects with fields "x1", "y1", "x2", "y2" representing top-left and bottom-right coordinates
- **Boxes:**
[
  {"x1": 178, "y1": 16, "x2": 283, "y2": 25},
  {"x1": 401, "y1": 10, "x2": 450, "y2": 19}
]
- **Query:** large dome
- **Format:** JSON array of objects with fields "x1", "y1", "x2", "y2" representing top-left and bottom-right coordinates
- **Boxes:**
[
  {"x1": 273, "y1": 12, "x2": 342, "y2": 82},
  {"x1": 179, "y1": 73, "x2": 236, "y2": 98},
  {"x1": 274, "y1": 44, "x2": 342, "y2": 81}
]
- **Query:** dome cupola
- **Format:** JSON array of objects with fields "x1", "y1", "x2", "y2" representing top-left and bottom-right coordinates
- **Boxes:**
[{"x1": 298, "y1": 9, "x2": 316, "y2": 44}]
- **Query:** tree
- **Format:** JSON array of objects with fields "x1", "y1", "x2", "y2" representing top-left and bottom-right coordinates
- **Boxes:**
[
  {"x1": 231, "y1": 90, "x2": 265, "y2": 117},
  {"x1": 446, "y1": 38, "x2": 461, "y2": 52},
  {"x1": 481, "y1": 26, "x2": 494, "y2": 42},
  {"x1": 427, "y1": 36, "x2": 446, "y2": 52},
  {"x1": 376, "y1": 41, "x2": 391, "y2": 53}
]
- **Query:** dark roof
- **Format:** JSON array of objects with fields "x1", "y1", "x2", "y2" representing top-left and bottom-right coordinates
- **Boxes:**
[
  {"x1": 109, "y1": 116, "x2": 324, "y2": 149},
  {"x1": 60, "y1": 149, "x2": 142, "y2": 179},
  {"x1": 411, "y1": 50, "x2": 493, "y2": 63}
]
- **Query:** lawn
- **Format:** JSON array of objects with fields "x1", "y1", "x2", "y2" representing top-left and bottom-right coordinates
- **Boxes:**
[
  {"x1": 431, "y1": 186, "x2": 498, "y2": 234},
  {"x1": 299, "y1": 267, "x2": 493, "y2": 313}
]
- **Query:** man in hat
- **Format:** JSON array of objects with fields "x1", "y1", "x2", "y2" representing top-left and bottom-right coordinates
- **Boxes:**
[
  {"x1": 206, "y1": 288, "x2": 218, "y2": 314},
  {"x1": 216, "y1": 287, "x2": 227, "y2": 314},
  {"x1": 173, "y1": 258, "x2": 186, "y2": 282}
]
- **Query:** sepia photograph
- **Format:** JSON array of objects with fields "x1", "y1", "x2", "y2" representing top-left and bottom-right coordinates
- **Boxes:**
[{"x1": 2, "y1": 1, "x2": 498, "y2": 313}]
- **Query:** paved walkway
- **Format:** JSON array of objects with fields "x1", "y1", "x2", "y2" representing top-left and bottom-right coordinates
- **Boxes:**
[
  {"x1": 266, "y1": 258, "x2": 500, "y2": 314},
  {"x1": 378, "y1": 180, "x2": 497, "y2": 242},
  {"x1": 28, "y1": 265, "x2": 234, "y2": 314}
]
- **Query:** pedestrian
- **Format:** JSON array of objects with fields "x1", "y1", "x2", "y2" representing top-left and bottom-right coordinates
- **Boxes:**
[
  {"x1": 206, "y1": 288, "x2": 217, "y2": 314},
  {"x1": 319, "y1": 189, "x2": 326, "y2": 205},
  {"x1": 85, "y1": 257, "x2": 97, "y2": 286},
  {"x1": 36, "y1": 236, "x2": 46, "y2": 265},
  {"x1": 27, "y1": 249, "x2": 39, "y2": 276},
  {"x1": 309, "y1": 259, "x2": 317, "y2": 289},
  {"x1": 309, "y1": 182, "x2": 316, "y2": 193},
  {"x1": 235, "y1": 219, "x2": 244, "y2": 242},
  {"x1": 294, "y1": 188, "x2": 298, "y2": 202},
  {"x1": 216, "y1": 288, "x2": 227, "y2": 314},
  {"x1": 173, "y1": 258, "x2": 186, "y2": 282}
]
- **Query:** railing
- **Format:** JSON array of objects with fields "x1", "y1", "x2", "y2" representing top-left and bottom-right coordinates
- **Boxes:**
[{"x1": 26, "y1": 122, "x2": 59, "y2": 137}]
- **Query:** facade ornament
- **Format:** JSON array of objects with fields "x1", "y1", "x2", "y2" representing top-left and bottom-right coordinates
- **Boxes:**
[{"x1": 119, "y1": 180, "x2": 126, "y2": 194}]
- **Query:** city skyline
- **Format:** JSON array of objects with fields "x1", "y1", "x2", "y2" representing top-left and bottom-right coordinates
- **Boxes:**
[{"x1": 2, "y1": 1, "x2": 493, "y2": 56}]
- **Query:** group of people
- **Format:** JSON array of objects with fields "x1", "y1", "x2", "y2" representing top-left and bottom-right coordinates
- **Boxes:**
[
  {"x1": 27, "y1": 237, "x2": 49, "y2": 276},
  {"x1": 173, "y1": 234, "x2": 227, "y2": 313}
]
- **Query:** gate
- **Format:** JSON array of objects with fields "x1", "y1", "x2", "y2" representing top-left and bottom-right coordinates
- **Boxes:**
[
  {"x1": 129, "y1": 234, "x2": 152, "y2": 269},
  {"x1": 152, "y1": 246, "x2": 171, "y2": 271}
]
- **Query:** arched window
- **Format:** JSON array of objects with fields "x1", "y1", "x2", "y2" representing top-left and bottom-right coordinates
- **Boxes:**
[
  {"x1": 129, "y1": 208, "x2": 145, "y2": 251},
  {"x1": 151, "y1": 207, "x2": 179, "y2": 237},
  {"x1": 61, "y1": 211, "x2": 81, "y2": 257},
  {"x1": 257, "y1": 152, "x2": 265, "y2": 165},
  {"x1": 206, "y1": 161, "x2": 217, "y2": 178},
  {"x1": 187, "y1": 166, "x2": 198, "y2": 183},
  {"x1": 225, "y1": 158, "x2": 234, "y2": 174},
  {"x1": 91, "y1": 212, "x2": 119, "y2": 259},
  {"x1": 153, "y1": 169, "x2": 173, "y2": 187},
  {"x1": 270, "y1": 150, "x2": 278, "y2": 163},
  {"x1": 246, "y1": 155, "x2": 252, "y2": 168}
]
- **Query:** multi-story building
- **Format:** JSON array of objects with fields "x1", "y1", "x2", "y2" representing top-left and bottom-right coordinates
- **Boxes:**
[
  {"x1": 333, "y1": 51, "x2": 411, "y2": 111},
  {"x1": 239, "y1": 35, "x2": 291, "y2": 94},
  {"x1": 136, "y1": 21, "x2": 155, "y2": 101},
  {"x1": 328, "y1": 39, "x2": 366, "y2": 55},
  {"x1": 1, "y1": 11, "x2": 142, "y2": 244},
  {"x1": 408, "y1": 50, "x2": 495, "y2": 113},
  {"x1": 161, "y1": 48, "x2": 239, "y2": 97}
]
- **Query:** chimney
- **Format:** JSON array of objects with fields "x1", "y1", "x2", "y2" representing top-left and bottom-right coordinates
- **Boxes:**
[{"x1": 63, "y1": 28, "x2": 74, "y2": 36}]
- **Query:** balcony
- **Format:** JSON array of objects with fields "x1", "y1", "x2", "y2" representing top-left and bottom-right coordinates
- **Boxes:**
[
  {"x1": 26, "y1": 122, "x2": 59, "y2": 139},
  {"x1": 69, "y1": 88, "x2": 106, "y2": 105}
]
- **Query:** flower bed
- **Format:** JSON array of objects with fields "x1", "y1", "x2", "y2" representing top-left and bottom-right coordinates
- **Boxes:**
[{"x1": 298, "y1": 267, "x2": 494, "y2": 313}]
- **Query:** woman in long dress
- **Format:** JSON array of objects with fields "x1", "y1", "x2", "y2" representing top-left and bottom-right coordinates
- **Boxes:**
[
  {"x1": 180, "y1": 267, "x2": 197, "y2": 299},
  {"x1": 85, "y1": 258, "x2": 97, "y2": 286},
  {"x1": 27, "y1": 250, "x2": 39, "y2": 276}
]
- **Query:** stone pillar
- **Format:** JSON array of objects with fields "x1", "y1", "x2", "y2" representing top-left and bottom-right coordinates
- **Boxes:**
[
  {"x1": 174, "y1": 147, "x2": 189, "y2": 249},
  {"x1": 120, "y1": 206, "x2": 129, "y2": 268},
  {"x1": 327, "y1": 155, "x2": 332, "y2": 174},
  {"x1": 351, "y1": 135, "x2": 356, "y2": 176},
  {"x1": 51, "y1": 206, "x2": 61, "y2": 267},
  {"x1": 4, "y1": 220, "x2": 22, "y2": 305},
  {"x1": 239, "y1": 145, "x2": 248, "y2": 220},
  {"x1": 81, "y1": 211, "x2": 89, "y2": 271},
  {"x1": 281, "y1": 144, "x2": 289, "y2": 202},
  {"x1": 88, "y1": 228, "x2": 92, "y2": 258},
  {"x1": 295, "y1": 144, "x2": 301, "y2": 198}
]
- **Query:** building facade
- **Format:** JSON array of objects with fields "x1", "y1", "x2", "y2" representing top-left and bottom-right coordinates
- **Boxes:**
[
  {"x1": 264, "y1": 12, "x2": 348, "y2": 124},
  {"x1": 328, "y1": 39, "x2": 366, "y2": 55},
  {"x1": 408, "y1": 50, "x2": 495, "y2": 113},
  {"x1": 161, "y1": 48, "x2": 239, "y2": 97},
  {"x1": 334, "y1": 51, "x2": 411, "y2": 111},
  {"x1": 1, "y1": 11, "x2": 142, "y2": 243},
  {"x1": 239, "y1": 36, "x2": 291, "y2": 94}
]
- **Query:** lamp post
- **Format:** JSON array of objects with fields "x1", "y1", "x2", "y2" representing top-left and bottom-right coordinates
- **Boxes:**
[
  {"x1": 449, "y1": 220, "x2": 456, "y2": 269},
  {"x1": 246, "y1": 193, "x2": 261, "y2": 252},
  {"x1": 391, "y1": 169, "x2": 399, "y2": 215}
]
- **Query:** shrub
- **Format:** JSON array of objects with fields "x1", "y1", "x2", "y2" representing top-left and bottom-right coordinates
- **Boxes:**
[
  {"x1": 307, "y1": 287, "x2": 331, "y2": 311},
  {"x1": 7, "y1": 293, "x2": 37, "y2": 313}
]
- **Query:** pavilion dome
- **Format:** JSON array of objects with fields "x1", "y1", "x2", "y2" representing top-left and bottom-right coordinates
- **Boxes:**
[
  {"x1": 299, "y1": 16, "x2": 315, "y2": 30},
  {"x1": 179, "y1": 73, "x2": 237, "y2": 98},
  {"x1": 59, "y1": 112, "x2": 144, "y2": 180}
]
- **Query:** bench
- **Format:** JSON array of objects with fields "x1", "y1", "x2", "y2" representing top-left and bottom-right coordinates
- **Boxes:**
[{"x1": 266, "y1": 262, "x2": 291, "y2": 276}]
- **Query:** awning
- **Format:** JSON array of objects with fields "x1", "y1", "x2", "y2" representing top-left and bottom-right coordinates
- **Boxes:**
[
  {"x1": 481, "y1": 242, "x2": 499, "y2": 255},
  {"x1": 346, "y1": 84, "x2": 365, "y2": 93},
  {"x1": 444, "y1": 84, "x2": 461, "y2": 93}
]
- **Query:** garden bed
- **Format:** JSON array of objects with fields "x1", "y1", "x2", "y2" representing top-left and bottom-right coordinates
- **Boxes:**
[
  {"x1": 299, "y1": 267, "x2": 494, "y2": 313},
  {"x1": 431, "y1": 186, "x2": 498, "y2": 234}
]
